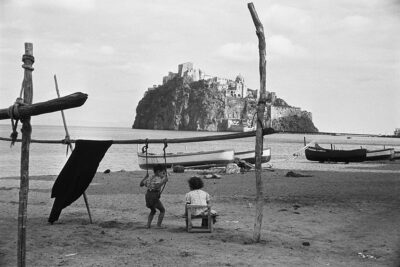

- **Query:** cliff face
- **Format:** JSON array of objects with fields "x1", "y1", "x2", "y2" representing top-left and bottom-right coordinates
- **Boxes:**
[
  {"x1": 133, "y1": 77, "x2": 226, "y2": 131},
  {"x1": 133, "y1": 78, "x2": 319, "y2": 132}
]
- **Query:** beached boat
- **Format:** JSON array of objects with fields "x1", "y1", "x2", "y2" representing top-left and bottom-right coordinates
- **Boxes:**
[
  {"x1": 305, "y1": 145, "x2": 367, "y2": 163},
  {"x1": 137, "y1": 149, "x2": 235, "y2": 169},
  {"x1": 234, "y1": 148, "x2": 271, "y2": 164},
  {"x1": 366, "y1": 148, "x2": 394, "y2": 161}
]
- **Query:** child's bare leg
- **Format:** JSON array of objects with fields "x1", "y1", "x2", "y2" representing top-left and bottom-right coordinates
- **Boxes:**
[
  {"x1": 157, "y1": 211, "x2": 165, "y2": 226},
  {"x1": 156, "y1": 202, "x2": 165, "y2": 227},
  {"x1": 147, "y1": 208, "x2": 156, "y2": 228}
]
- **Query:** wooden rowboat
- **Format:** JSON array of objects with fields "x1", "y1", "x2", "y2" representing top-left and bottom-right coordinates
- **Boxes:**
[
  {"x1": 234, "y1": 148, "x2": 271, "y2": 164},
  {"x1": 137, "y1": 149, "x2": 234, "y2": 169},
  {"x1": 305, "y1": 145, "x2": 367, "y2": 163},
  {"x1": 366, "y1": 148, "x2": 394, "y2": 161}
]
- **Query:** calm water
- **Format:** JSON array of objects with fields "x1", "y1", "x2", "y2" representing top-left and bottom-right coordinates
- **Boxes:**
[{"x1": 1, "y1": 124, "x2": 400, "y2": 178}]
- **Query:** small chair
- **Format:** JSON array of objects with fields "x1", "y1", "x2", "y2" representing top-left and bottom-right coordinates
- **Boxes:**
[{"x1": 185, "y1": 204, "x2": 214, "y2": 233}]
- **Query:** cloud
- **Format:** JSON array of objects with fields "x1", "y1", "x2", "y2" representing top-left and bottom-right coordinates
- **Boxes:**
[
  {"x1": 99, "y1": 45, "x2": 115, "y2": 55},
  {"x1": 341, "y1": 15, "x2": 371, "y2": 31},
  {"x1": 263, "y1": 4, "x2": 313, "y2": 34},
  {"x1": 14, "y1": 0, "x2": 95, "y2": 12},
  {"x1": 268, "y1": 35, "x2": 307, "y2": 58},
  {"x1": 50, "y1": 42, "x2": 83, "y2": 58},
  {"x1": 216, "y1": 42, "x2": 257, "y2": 62}
]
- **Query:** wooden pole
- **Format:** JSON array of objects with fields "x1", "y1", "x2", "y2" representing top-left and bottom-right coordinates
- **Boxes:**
[
  {"x1": 0, "y1": 92, "x2": 87, "y2": 120},
  {"x1": 17, "y1": 42, "x2": 34, "y2": 267},
  {"x1": 248, "y1": 2, "x2": 267, "y2": 243},
  {"x1": 54, "y1": 75, "x2": 93, "y2": 224},
  {"x1": 0, "y1": 127, "x2": 275, "y2": 144}
]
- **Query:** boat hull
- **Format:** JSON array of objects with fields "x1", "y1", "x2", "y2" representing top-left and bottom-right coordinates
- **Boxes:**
[
  {"x1": 137, "y1": 149, "x2": 234, "y2": 169},
  {"x1": 234, "y1": 148, "x2": 271, "y2": 164},
  {"x1": 366, "y1": 148, "x2": 394, "y2": 161},
  {"x1": 305, "y1": 146, "x2": 367, "y2": 163}
]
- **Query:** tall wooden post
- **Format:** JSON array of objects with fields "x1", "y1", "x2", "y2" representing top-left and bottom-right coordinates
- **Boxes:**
[
  {"x1": 17, "y1": 42, "x2": 34, "y2": 267},
  {"x1": 248, "y1": 3, "x2": 268, "y2": 242}
]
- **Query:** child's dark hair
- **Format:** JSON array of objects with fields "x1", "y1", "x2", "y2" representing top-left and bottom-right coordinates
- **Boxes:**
[
  {"x1": 153, "y1": 164, "x2": 165, "y2": 173},
  {"x1": 188, "y1": 176, "x2": 204, "y2": 190}
]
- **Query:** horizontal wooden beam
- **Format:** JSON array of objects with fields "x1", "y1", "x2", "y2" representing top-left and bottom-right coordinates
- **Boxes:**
[
  {"x1": 0, "y1": 92, "x2": 88, "y2": 120},
  {"x1": 0, "y1": 127, "x2": 276, "y2": 144}
]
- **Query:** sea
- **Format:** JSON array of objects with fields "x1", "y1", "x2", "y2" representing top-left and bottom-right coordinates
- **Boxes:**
[{"x1": 1, "y1": 124, "x2": 400, "y2": 178}]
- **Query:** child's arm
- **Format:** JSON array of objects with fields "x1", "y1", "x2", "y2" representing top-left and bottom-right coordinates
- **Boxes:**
[
  {"x1": 160, "y1": 175, "x2": 168, "y2": 185},
  {"x1": 140, "y1": 174, "x2": 149, "y2": 187},
  {"x1": 206, "y1": 192, "x2": 211, "y2": 206}
]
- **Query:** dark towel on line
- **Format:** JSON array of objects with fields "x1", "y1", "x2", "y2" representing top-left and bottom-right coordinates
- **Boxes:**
[{"x1": 48, "y1": 140, "x2": 113, "y2": 223}]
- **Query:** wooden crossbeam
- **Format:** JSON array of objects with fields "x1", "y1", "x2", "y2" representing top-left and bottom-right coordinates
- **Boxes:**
[{"x1": 0, "y1": 92, "x2": 88, "y2": 120}]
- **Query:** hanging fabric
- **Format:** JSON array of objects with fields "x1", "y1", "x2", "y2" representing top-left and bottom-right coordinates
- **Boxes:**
[{"x1": 48, "y1": 139, "x2": 113, "y2": 223}]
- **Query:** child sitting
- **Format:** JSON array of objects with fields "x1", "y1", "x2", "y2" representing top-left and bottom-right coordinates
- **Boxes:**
[
  {"x1": 185, "y1": 176, "x2": 217, "y2": 227},
  {"x1": 140, "y1": 164, "x2": 168, "y2": 228}
]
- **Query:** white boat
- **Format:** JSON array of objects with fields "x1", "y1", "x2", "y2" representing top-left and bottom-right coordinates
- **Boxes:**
[
  {"x1": 234, "y1": 148, "x2": 271, "y2": 164},
  {"x1": 137, "y1": 149, "x2": 235, "y2": 169},
  {"x1": 366, "y1": 148, "x2": 394, "y2": 161}
]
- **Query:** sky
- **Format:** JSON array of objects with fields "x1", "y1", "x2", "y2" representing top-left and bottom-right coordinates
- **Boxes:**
[{"x1": 0, "y1": 0, "x2": 399, "y2": 134}]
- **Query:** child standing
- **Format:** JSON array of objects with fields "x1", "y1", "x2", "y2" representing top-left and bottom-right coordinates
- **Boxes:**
[
  {"x1": 140, "y1": 164, "x2": 168, "y2": 228},
  {"x1": 185, "y1": 176, "x2": 217, "y2": 227}
]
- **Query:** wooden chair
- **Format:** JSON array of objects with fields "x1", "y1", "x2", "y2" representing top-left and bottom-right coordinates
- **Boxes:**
[{"x1": 185, "y1": 204, "x2": 214, "y2": 233}]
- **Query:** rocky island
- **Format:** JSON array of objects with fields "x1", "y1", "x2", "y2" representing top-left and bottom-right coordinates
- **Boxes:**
[{"x1": 133, "y1": 62, "x2": 318, "y2": 133}]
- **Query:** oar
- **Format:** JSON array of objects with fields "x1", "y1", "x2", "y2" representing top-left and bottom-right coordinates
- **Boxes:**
[{"x1": 54, "y1": 74, "x2": 93, "y2": 224}]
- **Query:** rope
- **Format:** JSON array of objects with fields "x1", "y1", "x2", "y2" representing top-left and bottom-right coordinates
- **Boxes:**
[
  {"x1": 62, "y1": 135, "x2": 73, "y2": 156},
  {"x1": 270, "y1": 140, "x2": 316, "y2": 164},
  {"x1": 160, "y1": 139, "x2": 168, "y2": 195},
  {"x1": 141, "y1": 139, "x2": 149, "y2": 177},
  {"x1": 7, "y1": 97, "x2": 25, "y2": 147},
  {"x1": 250, "y1": 111, "x2": 257, "y2": 128}
]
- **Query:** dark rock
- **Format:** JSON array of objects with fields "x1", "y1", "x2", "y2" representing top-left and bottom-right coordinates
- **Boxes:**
[
  {"x1": 103, "y1": 169, "x2": 111, "y2": 174},
  {"x1": 285, "y1": 171, "x2": 312, "y2": 177},
  {"x1": 173, "y1": 165, "x2": 185, "y2": 173},
  {"x1": 133, "y1": 77, "x2": 318, "y2": 133}
]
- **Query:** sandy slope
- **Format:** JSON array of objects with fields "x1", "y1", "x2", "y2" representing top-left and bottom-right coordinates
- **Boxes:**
[{"x1": 1, "y1": 160, "x2": 400, "y2": 266}]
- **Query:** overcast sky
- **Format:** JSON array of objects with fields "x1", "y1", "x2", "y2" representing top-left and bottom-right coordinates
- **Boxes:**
[{"x1": 1, "y1": 0, "x2": 399, "y2": 134}]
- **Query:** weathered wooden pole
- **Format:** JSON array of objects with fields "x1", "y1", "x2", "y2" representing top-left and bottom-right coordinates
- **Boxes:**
[
  {"x1": 54, "y1": 74, "x2": 93, "y2": 224},
  {"x1": 248, "y1": 3, "x2": 268, "y2": 242},
  {"x1": 17, "y1": 42, "x2": 34, "y2": 267},
  {"x1": 0, "y1": 92, "x2": 88, "y2": 120},
  {"x1": 0, "y1": 44, "x2": 87, "y2": 267}
]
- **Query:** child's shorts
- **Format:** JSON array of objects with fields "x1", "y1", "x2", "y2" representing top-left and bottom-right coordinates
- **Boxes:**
[{"x1": 145, "y1": 190, "x2": 161, "y2": 209}]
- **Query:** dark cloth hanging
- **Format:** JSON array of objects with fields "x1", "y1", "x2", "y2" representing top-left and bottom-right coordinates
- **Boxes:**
[{"x1": 48, "y1": 140, "x2": 113, "y2": 223}]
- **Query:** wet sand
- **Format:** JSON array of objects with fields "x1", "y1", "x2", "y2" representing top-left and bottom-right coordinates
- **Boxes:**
[{"x1": 1, "y1": 160, "x2": 400, "y2": 266}]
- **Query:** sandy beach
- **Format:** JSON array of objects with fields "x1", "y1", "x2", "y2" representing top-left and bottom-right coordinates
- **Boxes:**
[{"x1": 1, "y1": 160, "x2": 400, "y2": 266}]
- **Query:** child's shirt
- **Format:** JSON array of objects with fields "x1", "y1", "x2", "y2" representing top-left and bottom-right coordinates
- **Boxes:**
[
  {"x1": 144, "y1": 175, "x2": 165, "y2": 191},
  {"x1": 185, "y1": 189, "x2": 210, "y2": 215}
]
